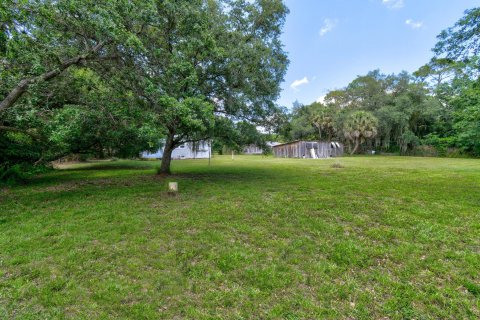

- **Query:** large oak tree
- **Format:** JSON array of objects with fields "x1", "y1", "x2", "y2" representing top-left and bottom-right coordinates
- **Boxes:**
[{"x1": 119, "y1": 0, "x2": 289, "y2": 174}]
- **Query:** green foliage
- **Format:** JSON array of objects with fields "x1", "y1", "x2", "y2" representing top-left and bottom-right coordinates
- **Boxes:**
[
  {"x1": 464, "y1": 281, "x2": 480, "y2": 297},
  {"x1": 0, "y1": 162, "x2": 50, "y2": 185},
  {"x1": 0, "y1": 164, "x2": 26, "y2": 184},
  {"x1": 286, "y1": 101, "x2": 318, "y2": 140},
  {"x1": 434, "y1": 7, "x2": 480, "y2": 60},
  {"x1": 310, "y1": 103, "x2": 336, "y2": 140},
  {"x1": 1, "y1": 0, "x2": 162, "y2": 178},
  {"x1": 1, "y1": 0, "x2": 289, "y2": 176},
  {"x1": 109, "y1": 0, "x2": 289, "y2": 173},
  {"x1": 0, "y1": 64, "x2": 161, "y2": 181},
  {"x1": 450, "y1": 80, "x2": 480, "y2": 156},
  {"x1": 49, "y1": 103, "x2": 161, "y2": 159},
  {"x1": 213, "y1": 118, "x2": 268, "y2": 152},
  {"x1": 421, "y1": 134, "x2": 457, "y2": 156},
  {"x1": 1, "y1": 0, "x2": 149, "y2": 109},
  {"x1": 343, "y1": 111, "x2": 378, "y2": 154}
]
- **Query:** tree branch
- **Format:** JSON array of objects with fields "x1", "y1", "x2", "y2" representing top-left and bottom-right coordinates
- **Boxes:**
[
  {"x1": 0, "y1": 41, "x2": 106, "y2": 113},
  {"x1": 0, "y1": 125, "x2": 40, "y2": 139}
]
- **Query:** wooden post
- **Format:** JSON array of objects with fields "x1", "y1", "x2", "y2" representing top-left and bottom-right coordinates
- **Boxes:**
[{"x1": 208, "y1": 140, "x2": 211, "y2": 166}]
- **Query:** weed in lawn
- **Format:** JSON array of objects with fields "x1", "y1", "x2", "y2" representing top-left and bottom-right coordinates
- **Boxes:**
[{"x1": 331, "y1": 161, "x2": 345, "y2": 168}]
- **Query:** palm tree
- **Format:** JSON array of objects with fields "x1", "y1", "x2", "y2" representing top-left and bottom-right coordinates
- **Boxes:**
[
  {"x1": 311, "y1": 107, "x2": 336, "y2": 141},
  {"x1": 343, "y1": 111, "x2": 378, "y2": 154}
]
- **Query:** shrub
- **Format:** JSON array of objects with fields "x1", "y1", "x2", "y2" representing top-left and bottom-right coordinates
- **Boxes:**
[
  {"x1": 0, "y1": 163, "x2": 51, "y2": 185},
  {"x1": 420, "y1": 134, "x2": 456, "y2": 157},
  {"x1": 79, "y1": 154, "x2": 91, "y2": 162},
  {"x1": 412, "y1": 145, "x2": 438, "y2": 157},
  {"x1": 445, "y1": 148, "x2": 467, "y2": 158},
  {"x1": 0, "y1": 164, "x2": 25, "y2": 184}
]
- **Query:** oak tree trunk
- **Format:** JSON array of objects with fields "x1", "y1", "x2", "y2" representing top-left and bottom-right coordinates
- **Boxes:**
[{"x1": 159, "y1": 133, "x2": 175, "y2": 174}]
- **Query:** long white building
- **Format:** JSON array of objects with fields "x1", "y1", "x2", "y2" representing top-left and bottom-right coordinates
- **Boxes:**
[{"x1": 141, "y1": 141, "x2": 211, "y2": 159}]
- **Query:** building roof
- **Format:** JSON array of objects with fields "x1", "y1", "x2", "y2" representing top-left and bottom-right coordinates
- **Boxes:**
[
  {"x1": 266, "y1": 141, "x2": 281, "y2": 147},
  {"x1": 271, "y1": 140, "x2": 300, "y2": 147}
]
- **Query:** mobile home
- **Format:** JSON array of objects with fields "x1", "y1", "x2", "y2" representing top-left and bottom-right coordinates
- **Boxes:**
[{"x1": 141, "y1": 141, "x2": 210, "y2": 159}]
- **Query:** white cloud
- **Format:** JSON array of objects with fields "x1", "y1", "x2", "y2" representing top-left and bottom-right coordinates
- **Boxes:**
[
  {"x1": 319, "y1": 19, "x2": 338, "y2": 37},
  {"x1": 290, "y1": 77, "x2": 309, "y2": 90},
  {"x1": 405, "y1": 19, "x2": 423, "y2": 29},
  {"x1": 316, "y1": 95, "x2": 326, "y2": 104},
  {"x1": 382, "y1": 0, "x2": 404, "y2": 9}
]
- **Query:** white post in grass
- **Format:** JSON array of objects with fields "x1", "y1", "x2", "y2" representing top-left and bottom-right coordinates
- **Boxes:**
[
  {"x1": 168, "y1": 182, "x2": 178, "y2": 194},
  {"x1": 231, "y1": 150, "x2": 234, "y2": 160}
]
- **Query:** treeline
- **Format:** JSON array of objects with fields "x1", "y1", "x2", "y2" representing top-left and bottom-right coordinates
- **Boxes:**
[
  {"x1": 0, "y1": 0, "x2": 289, "y2": 181},
  {"x1": 276, "y1": 8, "x2": 480, "y2": 157}
]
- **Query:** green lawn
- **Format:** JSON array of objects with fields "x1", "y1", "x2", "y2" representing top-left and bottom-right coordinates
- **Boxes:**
[{"x1": 1, "y1": 156, "x2": 479, "y2": 319}]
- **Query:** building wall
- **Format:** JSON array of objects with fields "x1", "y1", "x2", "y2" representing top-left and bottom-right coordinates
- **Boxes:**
[
  {"x1": 273, "y1": 141, "x2": 343, "y2": 158},
  {"x1": 243, "y1": 145, "x2": 263, "y2": 154},
  {"x1": 141, "y1": 141, "x2": 210, "y2": 159},
  {"x1": 243, "y1": 142, "x2": 281, "y2": 155}
]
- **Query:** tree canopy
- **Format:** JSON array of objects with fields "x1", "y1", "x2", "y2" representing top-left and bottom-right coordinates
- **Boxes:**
[{"x1": 0, "y1": 0, "x2": 288, "y2": 178}]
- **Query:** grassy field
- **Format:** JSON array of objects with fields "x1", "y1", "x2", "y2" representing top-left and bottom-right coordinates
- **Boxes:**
[{"x1": 0, "y1": 155, "x2": 479, "y2": 319}]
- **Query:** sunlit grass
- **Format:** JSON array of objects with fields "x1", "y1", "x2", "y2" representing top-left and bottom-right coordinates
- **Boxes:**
[{"x1": 1, "y1": 155, "x2": 479, "y2": 319}]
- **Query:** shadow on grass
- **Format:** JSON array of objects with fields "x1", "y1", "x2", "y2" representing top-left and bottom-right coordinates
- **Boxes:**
[
  {"x1": 20, "y1": 166, "x2": 154, "y2": 189},
  {"x1": 14, "y1": 160, "x2": 285, "y2": 194},
  {"x1": 60, "y1": 163, "x2": 156, "y2": 172},
  {"x1": 0, "y1": 164, "x2": 290, "y2": 223}
]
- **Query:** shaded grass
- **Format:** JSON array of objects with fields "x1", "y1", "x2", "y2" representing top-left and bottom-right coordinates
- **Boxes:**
[{"x1": 0, "y1": 156, "x2": 479, "y2": 319}]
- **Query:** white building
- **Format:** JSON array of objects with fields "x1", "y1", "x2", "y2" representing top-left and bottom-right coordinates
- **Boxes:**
[{"x1": 141, "y1": 141, "x2": 211, "y2": 159}]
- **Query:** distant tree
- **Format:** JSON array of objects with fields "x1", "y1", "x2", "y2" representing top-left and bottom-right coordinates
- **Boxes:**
[
  {"x1": 414, "y1": 58, "x2": 459, "y2": 89},
  {"x1": 450, "y1": 79, "x2": 480, "y2": 156},
  {"x1": 344, "y1": 70, "x2": 392, "y2": 111},
  {"x1": 434, "y1": 7, "x2": 480, "y2": 60},
  {"x1": 262, "y1": 105, "x2": 291, "y2": 136},
  {"x1": 211, "y1": 118, "x2": 267, "y2": 154},
  {"x1": 317, "y1": 70, "x2": 444, "y2": 153},
  {"x1": 429, "y1": 7, "x2": 480, "y2": 156},
  {"x1": 288, "y1": 102, "x2": 316, "y2": 140},
  {"x1": 343, "y1": 111, "x2": 378, "y2": 154},
  {"x1": 310, "y1": 103, "x2": 336, "y2": 141},
  {"x1": 324, "y1": 89, "x2": 350, "y2": 109}
]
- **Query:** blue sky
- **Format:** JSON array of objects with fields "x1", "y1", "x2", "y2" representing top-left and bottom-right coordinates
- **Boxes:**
[{"x1": 278, "y1": 0, "x2": 480, "y2": 108}]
